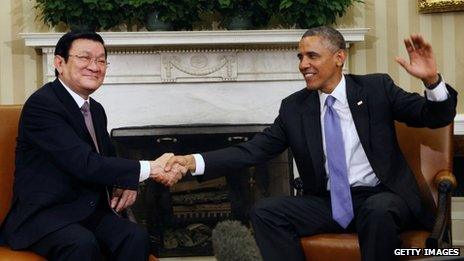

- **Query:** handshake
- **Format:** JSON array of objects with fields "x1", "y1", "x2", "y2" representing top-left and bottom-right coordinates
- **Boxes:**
[
  {"x1": 110, "y1": 153, "x2": 194, "y2": 212},
  {"x1": 149, "y1": 153, "x2": 196, "y2": 187}
]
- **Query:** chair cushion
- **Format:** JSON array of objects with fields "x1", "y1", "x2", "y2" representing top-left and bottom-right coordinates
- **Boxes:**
[
  {"x1": 149, "y1": 254, "x2": 159, "y2": 261},
  {"x1": 0, "y1": 246, "x2": 45, "y2": 261},
  {"x1": 300, "y1": 230, "x2": 430, "y2": 261},
  {"x1": 301, "y1": 233, "x2": 360, "y2": 261}
]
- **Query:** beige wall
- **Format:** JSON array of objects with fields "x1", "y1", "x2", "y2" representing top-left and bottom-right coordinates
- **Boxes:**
[
  {"x1": 0, "y1": 0, "x2": 48, "y2": 104},
  {"x1": 337, "y1": 0, "x2": 464, "y2": 113},
  {"x1": 1, "y1": 0, "x2": 463, "y2": 113}
]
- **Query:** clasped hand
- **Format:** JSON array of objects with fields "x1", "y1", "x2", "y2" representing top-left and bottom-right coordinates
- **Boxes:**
[{"x1": 149, "y1": 153, "x2": 188, "y2": 187}]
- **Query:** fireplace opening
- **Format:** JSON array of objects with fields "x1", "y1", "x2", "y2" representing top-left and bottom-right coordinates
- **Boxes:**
[{"x1": 111, "y1": 124, "x2": 294, "y2": 257}]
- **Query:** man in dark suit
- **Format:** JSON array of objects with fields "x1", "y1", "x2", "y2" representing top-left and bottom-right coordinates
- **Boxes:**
[
  {"x1": 0, "y1": 31, "x2": 185, "y2": 260},
  {"x1": 164, "y1": 26, "x2": 457, "y2": 261}
]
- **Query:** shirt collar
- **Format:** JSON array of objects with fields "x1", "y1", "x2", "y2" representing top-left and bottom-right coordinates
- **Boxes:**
[
  {"x1": 319, "y1": 74, "x2": 347, "y2": 110},
  {"x1": 59, "y1": 78, "x2": 89, "y2": 109}
]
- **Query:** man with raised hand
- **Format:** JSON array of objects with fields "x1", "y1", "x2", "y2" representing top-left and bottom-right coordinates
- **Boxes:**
[{"x1": 163, "y1": 26, "x2": 457, "y2": 261}]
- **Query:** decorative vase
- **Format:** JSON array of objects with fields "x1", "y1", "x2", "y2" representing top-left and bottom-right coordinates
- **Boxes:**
[
  {"x1": 145, "y1": 11, "x2": 173, "y2": 31},
  {"x1": 226, "y1": 14, "x2": 252, "y2": 30}
]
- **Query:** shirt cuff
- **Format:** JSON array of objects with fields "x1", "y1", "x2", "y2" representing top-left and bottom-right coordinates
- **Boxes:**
[
  {"x1": 191, "y1": 154, "x2": 205, "y2": 176},
  {"x1": 425, "y1": 81, "x2": 448, "y2": 102},
  {"x1": 139, "y1": 161, "x2": 150, "y2": 182}
]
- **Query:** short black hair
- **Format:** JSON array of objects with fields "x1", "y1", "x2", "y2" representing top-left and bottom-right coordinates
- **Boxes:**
[
  {"x1": 54, "y1": 31, "x2": 107, "y2": 77},
  {"x1": 302, "y1": 26, "x2": 346, "y2": 52}
]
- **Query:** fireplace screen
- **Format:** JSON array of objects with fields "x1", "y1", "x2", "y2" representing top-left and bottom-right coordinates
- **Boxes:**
[{"x1": 111, "y1": 124, "x2": 293, "y2": 257}]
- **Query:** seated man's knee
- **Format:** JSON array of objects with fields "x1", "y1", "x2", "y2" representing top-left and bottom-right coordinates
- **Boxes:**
[
  {"x1": 357, "y1": 193, "x2": 407, "y2": 225},
  {"x1": 67, "y1": 230, "x2": 100, "y2": 254},
  {"x1": 250, "y1": 197, "x2": 287, "y2": 222},
  {"x1": 130, "y1": 226, "x2": 149, "y2": 245},
  {"x1": 120, "y1": 223, "x2": 150, "y2": 248}
]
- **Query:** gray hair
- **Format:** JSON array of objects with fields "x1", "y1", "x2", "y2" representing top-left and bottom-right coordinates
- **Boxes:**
[{"x1": 302, "y1": 26, "x2": 346, "y2": 52}]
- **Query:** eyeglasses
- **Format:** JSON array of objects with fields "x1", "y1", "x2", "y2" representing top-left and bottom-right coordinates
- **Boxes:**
[{"x1": 68, "y1": 54, "x2": 109, "y2": 67}]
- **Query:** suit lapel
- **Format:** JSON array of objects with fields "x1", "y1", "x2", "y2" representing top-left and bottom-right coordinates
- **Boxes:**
[
  {"x1": 345, "y1": 75, "x2": 372, "y2": 155},
  {"x1": 52, "y1": 79, "x2": 99, "y2": 152},
  {"x1": 301, "y1": 91, "x2": 326, "y2": 185}
]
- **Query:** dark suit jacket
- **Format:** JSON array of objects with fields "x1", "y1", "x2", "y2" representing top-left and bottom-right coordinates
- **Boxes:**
[
  {"x1": 201, "y1": 74, "x2": 457, "y2": 229},
  {"x1": 2, "y1": 79, "x2": 140, "y2": 249}
]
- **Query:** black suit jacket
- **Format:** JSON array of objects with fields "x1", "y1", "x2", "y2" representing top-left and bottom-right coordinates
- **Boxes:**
[
  {"x1": 201, "y1": 74, "x2": 457, "y2": 229},
  {"x1": 2, "y1": 79, "x2": 140, "y2": 249}
]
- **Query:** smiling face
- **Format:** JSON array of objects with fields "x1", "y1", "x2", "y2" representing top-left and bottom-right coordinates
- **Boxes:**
[
  {"x1": 298, "y1": 35, "x2": 346, "y2": 94},
  {"x1": 54, "y1": 38, "x2": 107, "y2": 99}
]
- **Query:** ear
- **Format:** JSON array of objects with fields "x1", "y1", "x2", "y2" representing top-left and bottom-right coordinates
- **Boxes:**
[
  {"x1": 54, "y1": 55, "x2": 65, "y2": 75},
  {"x1": 335, "y1": 50, "x2": 346, "y2": 67}
]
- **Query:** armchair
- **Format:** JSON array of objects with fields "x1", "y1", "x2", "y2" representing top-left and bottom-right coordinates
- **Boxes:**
[
  {"x1": 0, "y1": 105, "x2": 44, "y2": 260},
  {"x1": 294, "y1": 122, "x2": 456, "y2": 261},
  {"x1": 0, "y1": 105, "x2": 158, "y2": 261}
]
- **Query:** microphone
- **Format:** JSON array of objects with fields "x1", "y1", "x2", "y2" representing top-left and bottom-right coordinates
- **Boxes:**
[{"x1": 212, "y1": 220, "x2": 262, "y2": 261}]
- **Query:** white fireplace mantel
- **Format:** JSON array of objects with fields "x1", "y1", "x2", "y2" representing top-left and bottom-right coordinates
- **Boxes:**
[
  {"x1": 21, "y1": 29, "x2": 368, "y2": 47},
  {"x1": 21, "y1": 29, "x2": 369, "y2": 130}
]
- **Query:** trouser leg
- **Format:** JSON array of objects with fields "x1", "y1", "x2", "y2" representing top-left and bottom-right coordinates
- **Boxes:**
[
  {"x1": 27, "y1": 223, "x2": 100, "y2": 261},
  {"x1": 94, "y1": 212, "x2": 150, "y2": 261},
  {"x1": 355, "y1": 191, "x2": 413, "y2": 261},
  {"x1": 250, "y1": 195, "x2": 343, "y2": 261}
]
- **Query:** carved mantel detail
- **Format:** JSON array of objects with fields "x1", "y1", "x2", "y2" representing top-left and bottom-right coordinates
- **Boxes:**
[{"x1": 161, "y1": 51, "x2": 237, "y2": 82}]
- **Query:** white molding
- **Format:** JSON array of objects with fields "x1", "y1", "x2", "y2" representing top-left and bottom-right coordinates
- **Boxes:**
[
  {"x1": 454, "y1": 114, "x2": 464, "y2": 135},
  {"x1": 20, "y1": 28, "x2": 369, "y2": 48}
]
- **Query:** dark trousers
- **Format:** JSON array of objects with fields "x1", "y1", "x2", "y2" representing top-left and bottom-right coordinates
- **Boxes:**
[
  {"x1": 26, "y1": 202, "x2": 149, "y2": 261},
  {"x1": 250, "y1": 185, "x2": 414, "y2": 261}
]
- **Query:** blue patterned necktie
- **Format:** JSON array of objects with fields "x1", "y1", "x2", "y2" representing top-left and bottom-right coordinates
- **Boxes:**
[{"x1": 324, "y1": 95, "x2": 354, "y2": 228}]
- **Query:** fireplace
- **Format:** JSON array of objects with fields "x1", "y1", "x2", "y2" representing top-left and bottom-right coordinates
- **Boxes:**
[{"x1": 111, "y1": 124, "x2": 293, "y2": 257}]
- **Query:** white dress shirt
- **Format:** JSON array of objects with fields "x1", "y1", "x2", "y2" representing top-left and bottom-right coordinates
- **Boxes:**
[
  {"x1": 320, "y1": 75, "x2": 448, "y2": 188},
  {"x1": 60, "y1": 79, "x2": 150, "y2": 182},
  {"x1": 190, "y1": 75, "x2": 449, "y2": 188},
  {"x1": 319, "y1": 75, "x2": 378, "y2": 188}
]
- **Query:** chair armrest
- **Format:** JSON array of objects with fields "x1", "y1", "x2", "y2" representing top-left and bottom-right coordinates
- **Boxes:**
[
  {"x1": 426, "y1": 170, "x2": 455, "y2": 248},
  {"x1": 434, "y1": 170, "x2": 457, "y2": 190}
]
